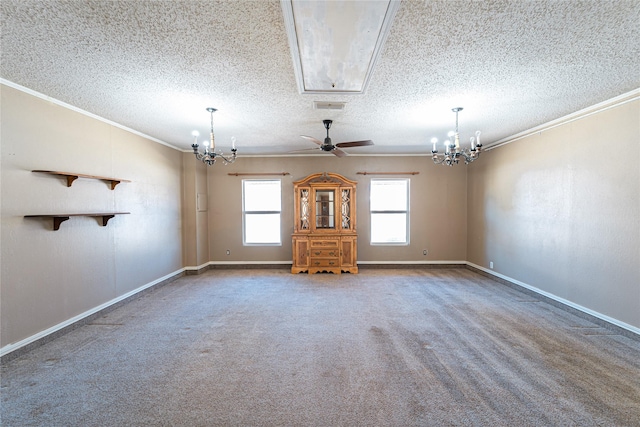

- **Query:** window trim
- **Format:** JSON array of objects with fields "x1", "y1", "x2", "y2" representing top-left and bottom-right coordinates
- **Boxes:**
[
  {"x1": 242, "y1": 179, "x2": 282, "y2": 246},
  {"x1": 370, "y1": 178, "x2": 410, "y2": 246}
]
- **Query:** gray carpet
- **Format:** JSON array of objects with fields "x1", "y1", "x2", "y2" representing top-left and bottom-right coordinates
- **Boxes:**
[{"x1": 2, "y1": 268, "x2": 639, "y2": 426}]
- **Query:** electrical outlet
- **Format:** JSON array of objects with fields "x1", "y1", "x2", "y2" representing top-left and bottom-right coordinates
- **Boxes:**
[
  {"x1": 423, "y1": 249, "x2": 428, "y2": 256},
  {"x1": 226, "y1": 250, "x2": 230, "y2": 255},
  {"x1": 490, "y1": 261, "x2": 494, "y2": 269}
]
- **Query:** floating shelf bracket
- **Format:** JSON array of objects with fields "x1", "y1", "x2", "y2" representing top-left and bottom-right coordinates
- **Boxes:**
[{"x1": 24, "y1": 213, "x2": 130, "y2": 230}]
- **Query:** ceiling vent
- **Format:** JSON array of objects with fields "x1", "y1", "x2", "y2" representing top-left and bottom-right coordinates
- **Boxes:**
[{"x1": 313, "y1": 101, "x2": 346, "y2": 111}]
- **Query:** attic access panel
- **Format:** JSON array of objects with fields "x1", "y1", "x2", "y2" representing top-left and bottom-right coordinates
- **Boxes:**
[{"x1": 282, "y1": 0, "x2": 400, "y2": 94}]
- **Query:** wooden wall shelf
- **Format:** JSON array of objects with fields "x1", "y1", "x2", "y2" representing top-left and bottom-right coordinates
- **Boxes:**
[
  {"x1": 32, "y1": 170, "x2": 131, "y2": 189},
  {"x1": 24, "y1": 213, "x2": 130, "y2": 230}
]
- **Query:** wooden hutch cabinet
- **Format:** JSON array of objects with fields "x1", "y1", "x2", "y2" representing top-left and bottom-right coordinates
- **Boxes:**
[{"x1": 292, "y1": 172, "x2": 358, "y2": 274}]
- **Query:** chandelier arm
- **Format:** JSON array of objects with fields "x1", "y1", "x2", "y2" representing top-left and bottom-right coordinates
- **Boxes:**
[
  {"x1": 214, "y1": 150, "x2": 238, "y2": 165},
  {"x1": 191, "y1": 108, "x2": 238, "y2": 166},
  {"x1": 457, "y1": 148, "x2": 482, "y2": 164},
  {"x1": 428, "y1": 107, "x2": 481, "y2": 167},
  {"x1": 431, "y1": 156, "x2": 445, "y2": 165},
  {"x1": 200, "y1": 155, "x2": 216, "y2": 165},
  {"x1": 431, "y1": 153, "x2": 457, "y2": 166}
]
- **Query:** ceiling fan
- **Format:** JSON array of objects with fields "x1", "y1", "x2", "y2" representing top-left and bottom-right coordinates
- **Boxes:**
[{"x1": 299, "y1": 119, "x2": 374, "y2": 157}]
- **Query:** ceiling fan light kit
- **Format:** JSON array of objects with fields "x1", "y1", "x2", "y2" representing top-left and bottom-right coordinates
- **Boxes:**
[
  {"x1": 191, "y1": 108, "x2": 238, "y2": 166},
  {"x1": 430, "y1": 107, "x2": 482, "y2": 166}
]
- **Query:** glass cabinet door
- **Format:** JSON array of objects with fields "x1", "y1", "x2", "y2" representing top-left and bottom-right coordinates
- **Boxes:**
[
  {"x1": 315, "y1": 190, "x2": 335, "y2": 229},
  {"x1": 299, "y1": 188, "x2": 310, "y2": 231},
  {"x1": 340, "y1": 188, "x2": 352, "y2": 231}
]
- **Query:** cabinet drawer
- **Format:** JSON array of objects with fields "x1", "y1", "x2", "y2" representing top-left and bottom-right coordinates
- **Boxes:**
[
  {"x1": 310, "y1": 239, "x2": 339, "y2": 248},
  {"x1": 310, "y1": 258, "x2": 339, "y2": 267},
  {"x1": 310, "y1": 248, "x2": 339, "y2": 257}
]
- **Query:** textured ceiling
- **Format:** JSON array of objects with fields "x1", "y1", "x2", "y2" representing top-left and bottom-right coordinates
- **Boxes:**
[{"x1": 2, "y1": 0, "x2": 639, "y2": 156}]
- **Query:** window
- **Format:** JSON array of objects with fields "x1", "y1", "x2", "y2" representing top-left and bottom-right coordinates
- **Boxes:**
[
  {"x1": 243, "y1": 180, "x2": 281, "y2": 245},
  {"x1": 370, "y1": 179, "x2": 409, "y2": 244}
]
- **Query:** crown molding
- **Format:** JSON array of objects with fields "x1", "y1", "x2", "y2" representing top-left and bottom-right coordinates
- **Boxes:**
[
  {"x1": 0, "y1": 78, "x2": 182, "y2": 152},
  {"x1": 486, "y1": 88, "x2": 640, "y2": 151}
]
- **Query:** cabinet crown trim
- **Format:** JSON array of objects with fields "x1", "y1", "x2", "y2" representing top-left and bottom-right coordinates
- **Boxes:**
[{"x1": 293, "y1": 172, "x2": 357, "y2": 186}]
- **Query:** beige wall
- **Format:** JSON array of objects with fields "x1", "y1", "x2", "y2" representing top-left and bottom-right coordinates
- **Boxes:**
[
  {"x1": 205, "y1": 155, "x2": 468, "y2": 264},
  {"x1": 182, "y1": 154, "x2": 210, "y2": 268},
  {"x1": 3, "y1": 81, "x2": 638, "y2": 354},
  {"x1": 467, "y1": 98, "x2": 640, "y2": 330},
  {"x1": 0, "y1": 84, "x2": 184, "y2": 350}
]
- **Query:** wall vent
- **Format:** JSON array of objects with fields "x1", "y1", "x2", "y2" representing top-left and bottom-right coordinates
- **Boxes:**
[{"x1": 313, "y1": 101, "x2": 346, "y2": 111}]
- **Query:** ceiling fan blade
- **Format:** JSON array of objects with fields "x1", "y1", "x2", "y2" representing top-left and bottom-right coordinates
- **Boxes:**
[
  {"x1": 301, "y1": 121, "x2": 365, "y2": 156},
  {"x1": 300, "y1": 135, "x2": 323, "y2": 146},
  {"x1": 335, "y1": 140, "x2": 374, "y2": 148},
  {"x1": 332, "y1": 147, "x2": 348, "y2": 157}
]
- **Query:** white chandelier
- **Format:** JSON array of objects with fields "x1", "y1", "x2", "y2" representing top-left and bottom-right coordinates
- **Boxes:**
[
  {"x1": 191, "y1": 107, "x2": 238, "y2": 166},
  {"x1": 430, "y1": 107, "x2": 482, "y2": 166}
]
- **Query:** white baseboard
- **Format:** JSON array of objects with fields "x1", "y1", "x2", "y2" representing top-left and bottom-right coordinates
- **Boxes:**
[
  {"x1": 184, "y1": 262, "x2": 213, "y2": 271},
  {"x1": 358, "y1": 260, "x2": 466, "y2": 265},
  {"x1": 4, "y1": 262, "x2": 637, "y2": 358},
  {"x1": 0, "y1": 268, "x2": 184, "y2": 358},
  {"x1": 205, "y1": 260, "x2": 465, "y2": 266},
  {"x1": 207, "y1": 260, "x2": 292, "y2": 265},
  {"x1": 466, "y1": 262, "x2": 640, "y2": 337}
]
